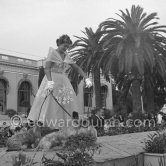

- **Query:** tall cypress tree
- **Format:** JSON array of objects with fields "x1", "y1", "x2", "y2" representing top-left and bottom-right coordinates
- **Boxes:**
[{"x1": 38, "y1": 66, "x2": 45, "y2": 88}]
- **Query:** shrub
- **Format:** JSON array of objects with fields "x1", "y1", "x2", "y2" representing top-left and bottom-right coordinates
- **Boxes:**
[
  {"x1": 0, "y1": 126, "x2": 13, "y2": 147},
  {"x1": 11, "y1": 152, "x2": 32, "y2": 166},
  {"x1": 144, "y1": 130, "x2": 166, "y2": 154},
  {"x1": 91, "y1": 107, "x2": 113, "y2": 119},
  {"x1": 5, "y1": 109, "x2": 17, "y2": 118},
  {"x1": 57, "y1": 132, "x2": 101, "y2": 166},
  {"x1": 41, "y1": 132, "x2": 101, "y2": 166},
  {"x1": 131, "y1": 112, "x2": 146, "y2": 121}
]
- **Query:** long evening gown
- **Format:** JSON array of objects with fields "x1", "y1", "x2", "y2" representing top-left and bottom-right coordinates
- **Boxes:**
[{"x1": 28, "y1": 47, "x2": 79, "y2": 129}]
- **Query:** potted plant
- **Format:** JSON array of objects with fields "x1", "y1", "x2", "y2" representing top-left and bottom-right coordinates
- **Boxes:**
[{"x1": 144, "y1": 130, "x2": 166, "y2": 166}]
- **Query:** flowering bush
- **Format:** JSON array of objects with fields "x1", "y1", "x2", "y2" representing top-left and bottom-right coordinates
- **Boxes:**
[
  {"x1": 57, "y1": 132, "x2": 101, "y2": 166},
  {"x1": 144, "y1": 130, "x2": 166, "y2": 154},
  {"x1": 40, "y1": 132, "x2": 101, "y2": 166},
  {"x1": 5, "y1": 109, "x2": 17, "y2": 118}
]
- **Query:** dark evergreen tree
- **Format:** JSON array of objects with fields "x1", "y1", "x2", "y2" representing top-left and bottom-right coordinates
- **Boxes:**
[{"x1": 38, "y1": 66, "x2": 45, "y2": 88}]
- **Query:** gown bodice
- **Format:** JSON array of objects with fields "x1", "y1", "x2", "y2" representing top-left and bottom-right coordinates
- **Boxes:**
[
  {"x1": 51, "y1": 60, "x2": 70, "y2": 74},
  {"x1": 44, "y1": 47, "x2": 75, "y2": 74}
]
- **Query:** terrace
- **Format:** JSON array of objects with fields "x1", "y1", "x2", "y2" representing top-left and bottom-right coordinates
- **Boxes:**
[{"x1": 0, "y1": 130, "x2": 154, "y2": 166}]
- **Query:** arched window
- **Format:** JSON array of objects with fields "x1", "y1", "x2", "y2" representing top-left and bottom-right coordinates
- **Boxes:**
[
  {"x1": 0, "y1": 79, "x2": 7, "y2": 113},
  {"x1": 18, "y1": 81, "x2": 31, "y2": 113},
  {"x1": 84, "y1": 86, "x2": 93, "y2": 107},
  {"x1": 101, "y1": 85, "x2": 108, "y2": 107}
]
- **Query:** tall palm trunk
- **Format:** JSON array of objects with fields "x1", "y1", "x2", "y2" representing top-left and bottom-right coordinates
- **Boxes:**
[
  {"x1": 144, "y1": 76, "x2": 154, "y2": 113},
  {"x1": 94, "y1": 68, "x2": 102, "y2": 108},
  {"x1": 146, "y1": 89, "x2": 154, "y2": 113},
  {"x1": 131, "y1": 79, "x2": 142, "y2": 113}
]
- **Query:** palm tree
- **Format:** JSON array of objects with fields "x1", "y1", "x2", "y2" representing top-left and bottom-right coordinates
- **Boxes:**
[
  {"x1": 154, "y1": 72, "x2": 166, "y2": 109},
  {"x1": 99, "y1": 5, "x2": 166, "y2": 113},
  {"x1": 68, "y1": 27, "x2": 104, "y2": 108}
]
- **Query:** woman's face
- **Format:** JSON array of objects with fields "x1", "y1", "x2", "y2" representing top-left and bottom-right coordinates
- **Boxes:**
[{"x1": 58, "y1": 43, "x2": 71, "y2": 53}]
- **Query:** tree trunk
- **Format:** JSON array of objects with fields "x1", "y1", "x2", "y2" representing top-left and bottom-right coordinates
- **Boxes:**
[
  {"x1": 38, "y1": 66, "x2": 45, "y2": 88},
  {"x1": 131, "y1": 79, "x2": 142, "y2": 113},
  {"x1": 146, "y1": 90, "x2": 154, "y2": 113},
  {"x1": 144, "y1": 76, "x2": 154, "y2": 113},
  {"x1": 94, "y1": 68, "x2": 102, "y2": 108}
]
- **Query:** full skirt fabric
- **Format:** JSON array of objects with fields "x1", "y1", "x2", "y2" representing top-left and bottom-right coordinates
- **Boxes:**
[{"x1": 27, "y1": 73, "x2": 79, "y2": 129}]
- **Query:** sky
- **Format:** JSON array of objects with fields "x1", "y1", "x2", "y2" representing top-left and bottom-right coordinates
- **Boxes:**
[{"x1": 0, "y1": 0, "x2": 166, "y2": 60}]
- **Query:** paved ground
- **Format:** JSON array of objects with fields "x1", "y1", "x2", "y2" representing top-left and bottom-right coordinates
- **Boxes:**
[{"x1": 0, "y1": 131, "x2": 155, "y2": 166}]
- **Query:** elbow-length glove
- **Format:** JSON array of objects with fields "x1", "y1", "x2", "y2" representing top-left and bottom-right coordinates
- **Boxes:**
[
  {"x1": 45, "y1": 81, "x2": 55, "y2": 92},
  {"x1": 85, "y1": 78, "x2": 92, "y2": 88}
]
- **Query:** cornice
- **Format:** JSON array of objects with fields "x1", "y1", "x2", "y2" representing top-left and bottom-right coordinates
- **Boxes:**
[{"x1": 0, "y1": 61, "x2": 38, "y2": 70}]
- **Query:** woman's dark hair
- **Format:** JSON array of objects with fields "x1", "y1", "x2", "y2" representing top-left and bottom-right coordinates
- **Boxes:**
[{"x1": 56, "y1": 34, "x2": 72, "y2": 46}]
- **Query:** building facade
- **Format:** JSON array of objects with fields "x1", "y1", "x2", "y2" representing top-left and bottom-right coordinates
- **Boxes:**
[
  {"x1": 76, "y1": 78, "x2": 113, "y2": 114},
  {"x1": 0, "y1": 54, "x2": 39, "y2": 115},
  {"x1": 0, "y1": 53, "x2": 113, "y2": 115}
]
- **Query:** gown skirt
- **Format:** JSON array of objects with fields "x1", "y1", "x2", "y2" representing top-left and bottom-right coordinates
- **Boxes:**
[{"x1": 27, "y1": 72, "x2": 79, "y2": 129}]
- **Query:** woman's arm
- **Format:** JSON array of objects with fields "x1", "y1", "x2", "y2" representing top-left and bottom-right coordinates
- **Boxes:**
[
  {"x1": 44, "y1": 61, "x2": 53, "y2": 81},
  {"x1": 70, "y1": 63, "x2": 88, "y2": 79},
  {"x1": 70, "y1": 63, "x2": 92, "y2": 87}
]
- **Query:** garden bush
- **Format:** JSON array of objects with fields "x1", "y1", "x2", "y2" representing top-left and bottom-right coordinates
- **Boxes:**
[
  {"x1": 91, "y1": 107, "x2": 113, "y2": 119},
  {"x1": 4, "y1": 109, "x2": 17, "y2": 118},
  {"x1": 39, "y1": 132, "x2": 101, "y2": 166},
  {"x1": 57, "y1": 132, "x2": 101, "y2": 166},
  {"x1": 144, "y1": 130, "x2": 166, "y2": 154}
]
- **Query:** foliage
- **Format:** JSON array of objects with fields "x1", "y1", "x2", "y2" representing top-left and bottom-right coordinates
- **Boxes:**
[
  {"x1": 99, "y1": 5, "x2": 166, "y2": 113},
  {"x1": 11, "y1": 152, "x2": 32, "y2": 166},
  {"x1": 91, "y1": 107, "x2": 113, "y2": 119},
  {"x1": 154, "y1": 73, "x2": 166, "y2": 109},
  {"x1": 58, "y1": 132, "x2": 101, "y2": 166},
  {"x1": 0, "y1": 126, "x2": 12, "y2": 146},
  {"x1": 0, "y1": 134, "x2": 6, "y2": 147},
  {"x1": 144, "y1": 130, "x2": 166, "y2": 153},
  {"x1": 104, "y1": 124, "x2": 160, "y2": 137},
  {"x1": 69, "y1": 27, "x2": 104, "y2": 80},
  {"x1": 103, "y1": 111, "x2": 161, "y2": 136},
  {"x1": 100, "y1": 5, "x2": 166, "y2": 78},
  {"x1": 5, "y1": 109, "x2": 17, "y2": 118},
  {"x1": 130, "y1": 112, "x2": 147, "y2": 121},
  {"x1": 68, "y1": 27, "x2": 105, "y2": 108},
  {"x1": 38, "y1": 66, "x2": 45, "y2": 88},
  {"x1": 41, "y1": 132, "x2": 101, "y2": 166}
]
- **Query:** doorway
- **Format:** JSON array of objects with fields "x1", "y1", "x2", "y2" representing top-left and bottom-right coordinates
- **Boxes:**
[
  {"x1": 18, "y1": 81, "x2": 31, "y2": 114},
  {"x1": 0, "y1": 79, "x2": 7, "y2": 113}
]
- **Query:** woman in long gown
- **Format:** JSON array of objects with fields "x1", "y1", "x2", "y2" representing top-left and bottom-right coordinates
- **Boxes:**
[{"x1": 27, "y1": 35, "x2": 92, "y2": 129}]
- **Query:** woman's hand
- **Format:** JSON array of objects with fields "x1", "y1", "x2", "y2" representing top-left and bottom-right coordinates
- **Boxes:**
[
  {"x1": 70, "y1": 64, "x2": 93, "y2": 88},
  {"x1": 85, "y1": 78, "x2": 92, "y2": 88},
  {"x1": 45, "y1": 81, "x2": 55, "y2": 92}
]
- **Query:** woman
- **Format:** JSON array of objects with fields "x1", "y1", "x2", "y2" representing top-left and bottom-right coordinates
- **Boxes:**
[{"x1": 28, "y1": 35, "x2": 92, "y2": 129}]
